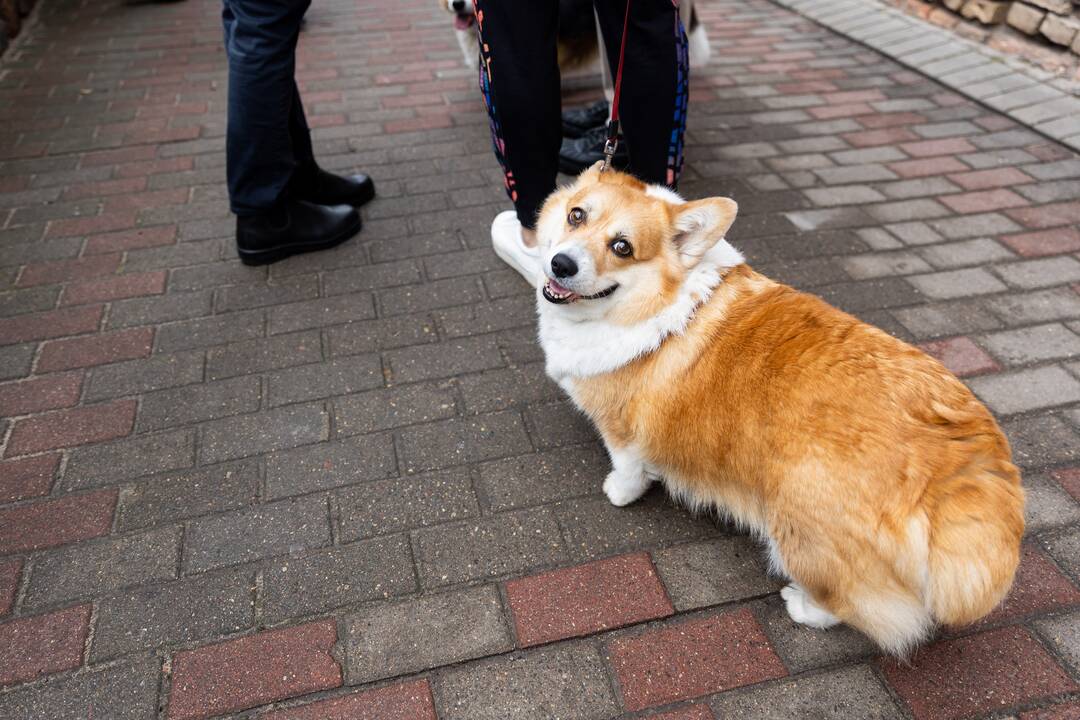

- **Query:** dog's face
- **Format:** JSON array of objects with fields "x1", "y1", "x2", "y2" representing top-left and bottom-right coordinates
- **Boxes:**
[
  {"x1": 439, "y1": 0, "x2": 476, "y2": 29},
  {"x1": 536, "y1": 165, "x2": 738, "y2": 324}
]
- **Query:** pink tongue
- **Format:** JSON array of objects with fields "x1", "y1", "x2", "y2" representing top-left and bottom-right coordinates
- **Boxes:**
[
  {"x1": 548, "y1": 278, "x2": 571, "y2": 294},
  {"x1": 454, "y1": 14, "x2": 474, "y2": 29}
]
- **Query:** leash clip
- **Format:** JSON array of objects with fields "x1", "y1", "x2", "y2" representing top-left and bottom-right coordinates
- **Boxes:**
[{"x1": 601, "y1": 118, "x2": 619, "y2": 173}]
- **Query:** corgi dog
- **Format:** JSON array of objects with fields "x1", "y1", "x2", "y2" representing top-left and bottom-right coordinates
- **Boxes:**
[{"x1": 534, "y1": 165, "x2": 1025, "y2": 654}]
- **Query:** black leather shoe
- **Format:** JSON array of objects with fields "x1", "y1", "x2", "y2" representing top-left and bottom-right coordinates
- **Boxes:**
[
  {"x1": 236, "y1": 200, "x2": 361, "y2": 266},
  {"x1": 292, "y1": 167, "x2": 376, "y2": 208},
  {"x1": 562, "y1": 100, "x2": 609, "y2": 139},
  {"x1": 558, "y1": 125, "x2": 630, "y2": 175}
]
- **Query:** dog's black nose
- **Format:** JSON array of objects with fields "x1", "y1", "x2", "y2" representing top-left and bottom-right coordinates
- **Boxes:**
[
  {"x1": 451, "y1": 0, "x2": 465, "y2": 11},
  {"x1": 550, "y1": 253, "x2": 578, "y2": 278}
]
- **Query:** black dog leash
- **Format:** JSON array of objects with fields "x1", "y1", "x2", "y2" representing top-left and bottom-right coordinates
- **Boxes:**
[{"x1": 601, "y1": 0, "x2": 631, "y2": 172}]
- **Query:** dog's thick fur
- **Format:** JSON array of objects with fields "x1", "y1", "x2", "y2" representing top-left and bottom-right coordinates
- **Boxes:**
[{"x1": 534, "y1": 166, "x2": 1025, "y2": 655}]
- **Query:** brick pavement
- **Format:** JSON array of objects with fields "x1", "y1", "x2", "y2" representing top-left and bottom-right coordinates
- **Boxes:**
[{"x1": 1, "y1": 0, "x2": 1079, "y2": 717}]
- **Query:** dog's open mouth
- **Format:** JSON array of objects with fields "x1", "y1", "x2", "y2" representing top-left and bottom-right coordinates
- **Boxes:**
[
  {"x1": 542, "y1": 278, "x2": 619, "y2": 305},
  {"x1": 454, "y1": 12, "x2": 475, "y2": 30}
]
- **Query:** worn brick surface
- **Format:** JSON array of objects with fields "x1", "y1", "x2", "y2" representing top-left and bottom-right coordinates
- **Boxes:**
[
  {"x1": 412, "y1": 508, "x2": 567, "y2": 587},
  {"x1": 333, "y1": 382, "x2": 457, "y2": 436},
  {"x1": 24, "y1": 525, "x2": 181, "y2": 609},
  {"x1": 92, "y1": 568, "x2": 254, "y2": 661},
  {"x1": 0, "y1": 559, "x2": 20, "y2": 616},
  {"x1": 261, "y1": 680, "x2": 437, "y2": 720},
  {"x1": 0, "y1": 372, "x2": 82, "y2": 416},
  {"x1": 0, "y1": 659, "x2": 161, "y2": 720},
  {"x1": 344, "y1": 584, "x2": 512, "y2": 683},
  {"x1": 64, "y1": 429, "x2": 196, "y2": 489},
  {"x1": 507, "y1": 553, "x2": 674, "y2": 647},
  {"x1": 6, "y1": 399, "x2": 135, "y2": 456},
  {"x1": 0, "y1": 453, "x2": 59, "y2": 503},
  {"x1": 710, "y1": 666, "x2": 903, "y2": 719},
  {"x1": 1034, "y1": 609, "x2": 1080, "y2": 675},
  {"x1": 917, "y1": 336, "x2": 1001, "y2": 376},
  {"x1": 183, "y1": 495, "x2": 331, "y2": 574},
  {"x1": 981, "y1": 544, "x2": 1080, "y2": 624},
  {"x1": 168, "y1": 620, "x2": 342, "y2": 720},
  {"x1": 435, "y1": 642, "x2": 618, "y2": 720},
  {"x1": 336, "y1": 470, "x2": 477, "y2": 540},
  {"x1": 262, "y1": 535, "x2": 416, "y2": 621},
  {"x1": 969, "y1": 365, "x2": 1080, "y2": 414},
  {"x1": 198, "y1": 402, "x2": 328, "y2": 464},
  {"x1": 608, "y1": 609, "x2": 787, "y2": 710},
  {"x1": 0, "y1": 489, "x2": 116, "y2": 554},
  {"x1": 37, "y1": 326, "x2": 153, "y2": 372},
  {"x1": 879, "y1": 627, "x2": 1078, "y2": 720},
  {"x1": 654, "y1": 536, "x2": 781, "y2": 611},
  {"x1": 0, "y1": 604, "x2": 90, "y2": 687}
]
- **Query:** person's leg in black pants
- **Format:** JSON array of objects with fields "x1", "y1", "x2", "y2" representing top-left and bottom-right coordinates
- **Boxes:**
[
  {"x1": 475, "y1": 0, "x2": 562, "y2": 231},
  {"x1": 594, "y1": 0, "x2": 689, "y2": 187},
  {"x1": 222, "y1": 0, "x2": 374, "y2": 265},
  {"x1": 477, "y1": 0, "x2": 688, "y2": 285}
]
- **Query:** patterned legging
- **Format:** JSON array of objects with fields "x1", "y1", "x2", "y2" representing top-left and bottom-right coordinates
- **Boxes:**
[{"x1": 476, "y1": 0, "x2": 689, "y2": 229}]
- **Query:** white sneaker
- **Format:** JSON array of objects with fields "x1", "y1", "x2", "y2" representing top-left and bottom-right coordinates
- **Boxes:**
[{"x1": 491, "y1": 210, "x2": 541, "y2": 288}]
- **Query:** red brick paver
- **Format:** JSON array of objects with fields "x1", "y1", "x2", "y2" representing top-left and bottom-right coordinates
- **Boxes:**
[
  {"x1": 36, "y1": 327, "x2": 153, "y2": 372},
  {"x1": 0, "y1": 604, "x2": 90, "y2": 686},
  {"x1": 879, "y1": 627, "x2": 1078, "y2": 720},
  {"x1": 0, "y1": 560, "x2": 20, "y2": 616},
  {"x1": 0, "y1": 489, "x2": 116, "y2": 554},
  {"x1": 16, "y1": 255, "x2": 122, "y2": 288},
  {"x1": 6, "y1": 399, "x2": 136, "y2": 456},
  {"x1": 1000, "y1": 228, "x2": 1080, "y2": 258},
  {"x1": 60, "y1": 271, "x2": 167, "y2": 306},
  {"x1": 1051, "y1": 467, "x2": 1080, "y2": 503},
  {"x1": 168, "y1": 620, "x2": 342, "y2": 720},
  {"x1": 261, "y1": 679, "x2": 437, "y2": 720},
  {"x1": 980, "y1": 544, "x2": 1080, "y2": 624},
  {"x1": 507, "y1": 552, "x2": 674, "y2": 647},
  {"x1": 0, "y1": 306, "x2": 103, "y2": 345},
  {"x1": 607, "y1": 609, "x2": 787, "y2": 710},
  {"x1": 0, "y1": 454, "x2": 59, "y2": 503},
  {"x1": 0, "y1": 372, "x2": 83, "y2": 417},
  {"x1": 918, "y1": 337, "x2": 1000, "y2": 377}
]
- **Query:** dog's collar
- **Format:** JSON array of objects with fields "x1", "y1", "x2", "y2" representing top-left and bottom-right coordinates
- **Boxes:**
[{"x1": 538, "y1": 240, "x2": 744, "y2": 380}]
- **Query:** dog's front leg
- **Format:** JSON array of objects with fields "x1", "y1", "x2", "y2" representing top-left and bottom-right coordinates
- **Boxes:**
[{"x1": 602, "y1": 443, "x2": 653, "y2": 507}]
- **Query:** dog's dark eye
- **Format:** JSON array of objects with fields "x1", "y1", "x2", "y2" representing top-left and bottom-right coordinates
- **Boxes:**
[
  {"x1": 611, "y1": 238, "x2": 633, "y2": 257},
  {"x1": 568, "y1": 207, "x2": 586, "y2": 226}
]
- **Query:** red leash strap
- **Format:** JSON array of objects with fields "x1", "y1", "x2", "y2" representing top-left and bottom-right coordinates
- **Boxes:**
[{"x1": 601, "y1": 0, "x2": 631, "y2": 172}]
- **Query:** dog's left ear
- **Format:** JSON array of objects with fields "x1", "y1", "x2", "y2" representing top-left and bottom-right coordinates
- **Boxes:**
[{"x1": 671, "y1": 197, "x2": 738, "y2": 267}]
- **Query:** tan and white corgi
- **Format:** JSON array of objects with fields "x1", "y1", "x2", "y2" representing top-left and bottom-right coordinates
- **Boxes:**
[{"x1": 533, "y1": 164, "x2": 1025, "y2": 655}]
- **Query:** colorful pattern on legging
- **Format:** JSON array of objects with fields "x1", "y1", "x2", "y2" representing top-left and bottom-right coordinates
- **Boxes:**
[
  {"x1": 475, "y1": 8, "x2": 517, "y2": 204},
  {"x1": 668, "y1": 10, "x2": 689, "y2": 186}
]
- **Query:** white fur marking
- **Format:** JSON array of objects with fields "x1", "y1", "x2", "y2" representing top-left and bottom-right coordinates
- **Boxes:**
[
  {"x1": 602, "y1": 445, "x2": 652, "y2": 506},
  {"x1": 781, "y1": 584, "x2": 840, "y2": 629},
  {"x1": 644, "y1": 184, "x2": 686, "y2": 205}
]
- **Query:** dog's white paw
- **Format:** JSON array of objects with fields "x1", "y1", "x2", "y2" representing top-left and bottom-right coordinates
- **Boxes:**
[
  {"x1": 603, "y1": 470, "x2": 651, "y2": 507},
  {"x1": 781, "y1": 584, "x2": 840, "y2": 629}
]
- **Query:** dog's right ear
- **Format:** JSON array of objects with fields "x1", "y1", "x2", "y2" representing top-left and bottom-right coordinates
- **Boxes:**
[{"x1": 671, "y1": 197, "x2": 738, "y2": 267}]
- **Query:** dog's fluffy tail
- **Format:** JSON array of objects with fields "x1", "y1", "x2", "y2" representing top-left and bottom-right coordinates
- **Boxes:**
[
  {"x1": 845, "y1": 409, "x2": 1023, "y2": 655},
  {"x1": 924, "y1": 454, "x2": 1024, "y2": 627}
]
